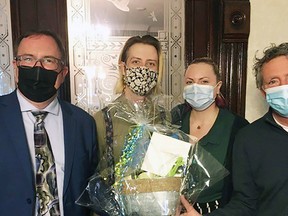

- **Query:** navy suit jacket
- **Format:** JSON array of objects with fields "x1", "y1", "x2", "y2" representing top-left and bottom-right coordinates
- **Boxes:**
[{"x1": 0, "y1": 91, "x2": 98, "y2": 216}]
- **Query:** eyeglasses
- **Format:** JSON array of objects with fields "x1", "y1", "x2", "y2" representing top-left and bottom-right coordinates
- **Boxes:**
[{"x1": 15, "y1": 55, "x2": 64, "y2": 71}]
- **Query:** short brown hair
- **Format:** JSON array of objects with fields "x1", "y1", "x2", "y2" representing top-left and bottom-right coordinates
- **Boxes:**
[{"x1": 14, "y1": 30, "x2": 66, "y2": 64}]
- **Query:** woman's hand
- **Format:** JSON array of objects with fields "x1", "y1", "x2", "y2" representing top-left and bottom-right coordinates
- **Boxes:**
[{"x1": 176, "y1": 195, "x2": 202, "y2": 216}]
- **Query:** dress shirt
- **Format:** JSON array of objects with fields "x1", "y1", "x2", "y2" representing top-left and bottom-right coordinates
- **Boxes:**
[{"x1": 17, "y1": 90, "x2": 65, "y2": 216}]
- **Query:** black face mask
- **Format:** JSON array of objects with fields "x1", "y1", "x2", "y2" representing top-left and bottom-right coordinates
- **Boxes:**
[{"x1": 17, "y1": 66, "x2": 59, "y2": 102}]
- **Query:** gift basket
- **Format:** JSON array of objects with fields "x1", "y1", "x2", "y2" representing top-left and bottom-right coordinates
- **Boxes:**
[{"x1": 76, "y1": 95, "x2": 229, "y2": 216}]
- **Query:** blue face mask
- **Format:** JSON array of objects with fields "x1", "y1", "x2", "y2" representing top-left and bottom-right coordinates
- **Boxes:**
[
  {"x1": 183, "y1": 83, "x2": 215, "y2": 111},
  {"x1": 265, "y1": 84, "x2": 288, "y2": 117}
]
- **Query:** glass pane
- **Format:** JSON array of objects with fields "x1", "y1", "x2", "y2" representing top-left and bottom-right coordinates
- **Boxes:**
[{"x1": 0, "y1": 1, "x2": 15, "y2": 96}]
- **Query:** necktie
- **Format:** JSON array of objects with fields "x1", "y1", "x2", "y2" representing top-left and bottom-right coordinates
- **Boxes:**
[{"x1": 32, "y1": 111, "x2": 60, "y2": 216}]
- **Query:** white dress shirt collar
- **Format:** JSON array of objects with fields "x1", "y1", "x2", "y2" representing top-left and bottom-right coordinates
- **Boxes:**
[{"x1": 17, "y1": 89, "x2": 60, "y2": 115}]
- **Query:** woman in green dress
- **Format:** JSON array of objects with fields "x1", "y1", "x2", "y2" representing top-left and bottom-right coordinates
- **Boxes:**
[{"x1": 171, "y1": 57, "x2": 249, "y2": 214}]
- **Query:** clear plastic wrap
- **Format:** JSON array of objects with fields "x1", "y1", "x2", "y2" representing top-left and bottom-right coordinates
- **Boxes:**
[
  {"x1": 76, "y1": 95, "x2": 229, "y2": 215},
  {"x1": 181, "y1": 144, "x2": 230, "y2": 205}
]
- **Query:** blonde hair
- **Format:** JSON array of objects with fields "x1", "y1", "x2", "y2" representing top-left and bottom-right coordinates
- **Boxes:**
[{"x1": 115, "y1": 35, "x2": 163, "y2": 94}]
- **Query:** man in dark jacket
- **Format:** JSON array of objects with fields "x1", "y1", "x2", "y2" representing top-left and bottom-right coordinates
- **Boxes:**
[{"x1": 0, "y1": 30, "x2": 98, "y2": 216}]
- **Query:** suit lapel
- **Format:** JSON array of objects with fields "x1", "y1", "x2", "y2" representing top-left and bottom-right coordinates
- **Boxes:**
[
  {"x1": 1, "y1": 92, "x2": 34, "y2": 182},
  {"x1": 61, "y1": 102, "x2": 76, "y2": 195}
]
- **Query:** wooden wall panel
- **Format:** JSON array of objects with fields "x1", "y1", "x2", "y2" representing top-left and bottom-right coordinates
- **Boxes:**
[
  {"x1": 219, "y1": 42, "x2": 248, "y2": 115},
  {"x1": 219, "y1": 0, "x2": 250, "y2": 116}
]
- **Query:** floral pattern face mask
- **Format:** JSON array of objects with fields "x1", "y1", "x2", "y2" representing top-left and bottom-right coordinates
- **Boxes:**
[{"x1": 124, "y1": 66, "x2": 158, "y2": 96}]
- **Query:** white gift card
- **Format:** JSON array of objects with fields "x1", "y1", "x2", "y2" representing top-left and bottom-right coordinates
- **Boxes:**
[{"x1": 141, "y1": 132, "x2": 192, "y2": 177}]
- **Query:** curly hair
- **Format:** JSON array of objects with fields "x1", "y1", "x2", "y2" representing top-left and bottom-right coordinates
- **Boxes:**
[{"x1": 253, "y1": 43, "x2": 288, "y2": 89}]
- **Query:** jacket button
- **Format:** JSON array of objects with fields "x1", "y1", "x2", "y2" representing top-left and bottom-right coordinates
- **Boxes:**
[{"x1": 26, "y1": 198, "x2": 32, "y2": 204}]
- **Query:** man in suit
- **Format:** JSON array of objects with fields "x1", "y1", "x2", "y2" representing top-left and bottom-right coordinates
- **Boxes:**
[{"x1": 0, "y1": 30, "x2": 98, "y2": 216}]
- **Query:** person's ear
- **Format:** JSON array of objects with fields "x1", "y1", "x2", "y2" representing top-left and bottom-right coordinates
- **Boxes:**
[
  {"x1": 119, "y1": 61, "x2": 126, "y2": 76},
  {"x1": 13, "y1": 59, "x2": 19, "y2": 84},
  {"x1": 216, "y1": 81, "x2": 222, "y2": 94},
  {"x1": 260, "y1": 86, "x2": 266, "y2": 98},
  {"x1": 59, "y1": 66, "x2": 69, "y2": 83}
]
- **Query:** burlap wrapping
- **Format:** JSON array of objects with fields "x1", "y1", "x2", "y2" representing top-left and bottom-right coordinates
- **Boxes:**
[{"x1": 122, "y1": 177, "x2": 181, "y2": 195}]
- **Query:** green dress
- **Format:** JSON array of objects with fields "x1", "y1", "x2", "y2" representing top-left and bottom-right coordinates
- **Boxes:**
[{"x1": 171, "y1": 104, "x2": 249, "y2": 204}]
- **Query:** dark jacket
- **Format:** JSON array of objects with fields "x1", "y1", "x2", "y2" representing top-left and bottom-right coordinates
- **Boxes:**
[
  {"x1": 209, "y1": 109, "x2": 288, "y2": 216},
  {"x1": 0, "y1": 91, "x2": 98, "y2": 216}
]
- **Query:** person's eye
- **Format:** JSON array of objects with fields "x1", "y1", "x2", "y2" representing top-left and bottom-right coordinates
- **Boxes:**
[
  {"x1": 22, "y1": 56, "x2": 33, "y2": 62},
  {"x1": 131, "y1": 60, "x2": 140, "y2": 65},
  {"x1": 185, "y1": 80, "x2": 193, "y2": 85},
  {"x1": 268, "y1": 79, "x2": 279, "y2": 86},
  {"x1": 43, "y1": 57, "x2": 57, "y2": 64},
  {"x1": 201, "y1": 80, "x2": 209, "y2": 84},
  {"x1": 147, "y1": 61, "x2": 156, "y2": 67}
]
